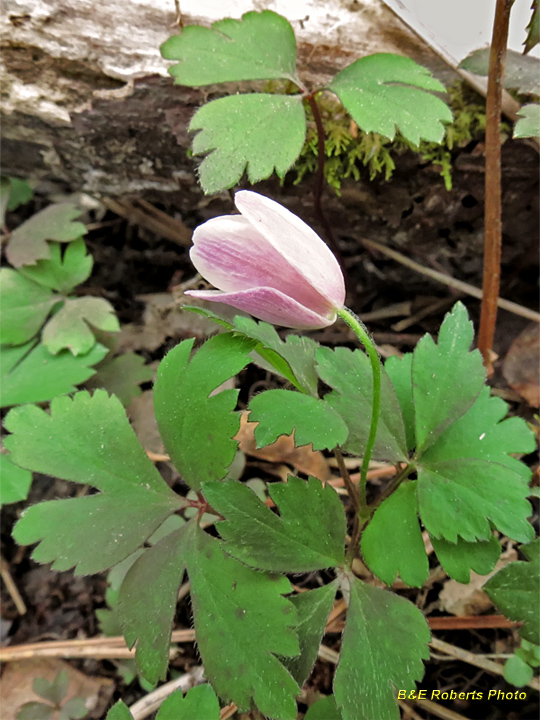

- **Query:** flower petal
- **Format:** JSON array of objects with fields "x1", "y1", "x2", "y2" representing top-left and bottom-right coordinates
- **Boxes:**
[
  {"x1": 234, "y1": 191, "x2": 345, "y2": 309},
  {"x1": 185, "y1": 287, "x2": 336, "y2": 329},
  {"x1": 190, "y1": 215, "x2": 335, "y2": 317}
]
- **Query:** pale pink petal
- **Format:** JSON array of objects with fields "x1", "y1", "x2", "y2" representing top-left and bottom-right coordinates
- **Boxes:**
[
  {"x1": 190, "y1": 215, "x2": 335, "y2": 317},
  {"x1": 185, "y1": 287, "x2": 336, "y2": 329},
  {"x1": 234, "y1": 191, "x2": 345, "y2": 309}
]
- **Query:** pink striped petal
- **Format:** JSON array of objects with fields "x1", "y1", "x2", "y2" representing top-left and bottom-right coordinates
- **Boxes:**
[{"x1": 185, "y1": 287, "x2": 336, "y2": 329}]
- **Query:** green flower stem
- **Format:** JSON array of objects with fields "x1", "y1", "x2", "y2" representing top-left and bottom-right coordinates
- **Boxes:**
[{"x1": 337, "y1": 307, "x2": 382, "y2": 511}]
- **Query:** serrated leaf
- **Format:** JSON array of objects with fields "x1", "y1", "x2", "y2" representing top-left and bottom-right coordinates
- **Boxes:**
[
  {"x1": 154, "y1": 333, "x2": 255, "y2": 490},
  {"x1": 5, "y1": 390, "x2": 184, "y2": 574},
  {"x1": 484, "y1": 538, "x2": 540, "y2": 645},
  {"x1": 156, "y1": 685, "x2": 220, "y2": 720},
  {"x1": 185, "y1": 523, "x2": 300, "y2": 719},
  {"x1": 316, "y1": 346, "x2": 408, "y2": 461},
  {"x1": 42, "y1": 296, "x2": 119, "y2": 356},
  {"x1": 84, "y1": 352, "x2": 153, "y2": 407},
  {"x1": 248, "y1": 389, "x2": 348, "y2": 451},
  {"x1": 460, "y1": 48, "x2": 540, "y2": 94},
  {"x1": 422, "y1": 387, "x2": 536, "y2": 480},
  {"x1": 0, "y1": 268, "x2": 59, "y2": 345},
  {"x1": 514, "y1": 103, "x2": 540, "y2": 139},
  {"x1": 431, "y1": 535, "x2": 501, "y2": 584},
  {"x1": 34, "y1": 670, "x2": 69, "y2": 705},
  {"x1": 385, "y1": 353, "x2": 415, "y2": 451},
  {"x1": 0, "y1": 454, "x2": 32, "y2": 506},
  {"x1": 361, "y1": 482, "x2": 428, "y2": 588},
  {"x1": 6, "y1": 203, "x2": 86, "y2": 268},
  {"x1": 329, "y1": 53, "x2": 452, "y2": 145},
  {"x1": 16, "y1": 703, "x2": 55, "y2": 720},
  {"x1": 119, "y1": 524, "x2": 189, "y2": 682},
  {"x1": 524, "y1": 2, "x2": 539, "y2": 54},
  {"x1": 105, "y1": 701, "x2": 133, "y2": 720},
  {"x1": 19, "y1": 239, "x2": 93, "y2": 293},
  {"x1": 203, "y1": 477, "x2": 346, "y2": 571},
  {"x1": 417, "y1": 458, "x2": 533, "y2": 544},
  {"x1": 0, "y1": 341, "x2": 108, "y2": 408},
  {"x1": 304, "y1": 696, "x2": 342, "y2": 720},
  {"x1": 413, "y1": 302, "x2": 485, "y2": 454},
  {"x1": 190, "y1": 93, "x2": 306, "y2": 194},
  {"x1": 161, "y1": 10, "x2": 299, "y2": 85},
  {"x1": 284, "y1": 583, "x2": 337, "y2": 685},
  {"x1": 334, "y1": 576, "x2": 430, "y2": 720}
]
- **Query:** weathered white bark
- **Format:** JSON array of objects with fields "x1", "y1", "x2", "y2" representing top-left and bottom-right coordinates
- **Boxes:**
[{"x1": 1, "y1": 0, "x2": 451, "y2": 196}]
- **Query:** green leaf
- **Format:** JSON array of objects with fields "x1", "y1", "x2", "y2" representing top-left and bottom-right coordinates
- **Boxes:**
[
  {"x1": 42, "y1": 296, "x2": 119, "y2": 356},
  {"x1": 514, "y1": 103, "x2": 540, "y2": 139},
  {"x1": 524, "y1": 2, "x2": 539, "y2": 54},
  {"x1": 0, "y1": 341, "x2": 108, "y2": 408},
  {"x1": 304, "y1": 696, "x2": 342, "y2": 720},
  {"x1": 334, "y1": 576, "x2": 430, "y2": 720},
  {"x1": 484, "y1": 538, "x2": 540, "y2": 645},
  {"x1": 412, "y1": 302, "x2": 485, "y2": 454},
  {"x1": 16, "y1": 703, "x2": 55, "y2": 720},
  {"x1": 156, "y1": 685, "x2": 220, "y2": 720},
  {"x1": 6, "y1": 390, "x2": 184, "y2": 574},
  {"x1": 6, "y1": 203, "x2": 86, "y2": 268},
  {"x1": 0, "y1": 454, "x2": 32, "y2": 507},
  {"x1": 285, "y1": 583, "x2": 337, "y2": 685},
  {"x1": 417, "y1": 458, "x2": 533, "y2": 543},
  {"x1": 119, "y1": 524, "x2": 189, "y2": 683},
  {"x1": 6, "y1": 176, "x2": 34, "y2": 211},
  {"x1": 504, "y1": 653, "x2": 534, "y2": 687},
  {"x1": 0, "y1": 268, "x2": 58, "y2": 345},
  {"x1": 431, "y1": 535, "x2": 501, "y2": 584},
  {"x1": 59, "y1": 697, "x2": 88, "y2": 720},
  {"x1": 154, "y1": 333, "x2": 255, "y2": 490},
  {"x1": 248, "y1": 389, "x2": 348, "y2": 451},
  {"x1": 203, "y1": 477, "x2": 347, "y2": 571},
  {"x1": 385, "y1": 353, "x2": 415, "y2": 451},
  {"x1": 19, "y1": 239, "x2": 93, "y2": 293},
  {"x1": 361, "y1": 482, "x2": 428, "y2": 588},
  {"x1": 161, "y1": 10, "x2": 299, "y2": 85},
  {"x1": 190, "y1": 93, "x2": 306, "y2": 194},
  {"x1": 105, "y1": 701, "x2": 133, "y2": 720},
  {"x1": 329, "y1": 53, "x2": 452, "y2": 145},
  {"x1": 316, "y1": 346, "x2": 408, "y2": 462},
  {"x1": 421, "y1": 387, "x2": 536, "y2": 480},
  {"x1": 34, "y1": 670, "x2": 69, "y2": 705},
  {"x1": 84, "y1": 352, "x2": 153, "y2": 407},
  {"x1": 185, "y1": 523, "x2": 300, "y2": 719},
  {"x1": 460, "y1": 48, "x2": 540, "y2": 95},
  {"x1": 517, "y1": 638, "x2": 540, "y2": 668}
]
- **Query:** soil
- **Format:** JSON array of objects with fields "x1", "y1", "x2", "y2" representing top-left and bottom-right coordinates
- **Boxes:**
[{"x1": 1, "y1": 132, "x2": 539, "y2": 720}]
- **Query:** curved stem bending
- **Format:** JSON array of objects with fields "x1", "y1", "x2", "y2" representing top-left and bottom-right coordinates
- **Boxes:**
[{"x1": 337, "y1": 307, "x2": 382, "y2": 510}]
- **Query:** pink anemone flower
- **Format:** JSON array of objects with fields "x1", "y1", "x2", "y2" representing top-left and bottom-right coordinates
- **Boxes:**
[{"x1": 185, "y1": 191, "x2": 345, "y2": 329}]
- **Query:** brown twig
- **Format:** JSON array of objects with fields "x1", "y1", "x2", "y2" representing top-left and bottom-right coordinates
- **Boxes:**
[
  {"x1": 477, "y1": 0, "x2": 515, "y2": 373},
  {"x1": 334, "y1": 447, "x2": 359, "y2": 511},
  {"x1": 0, "y1": 554, "x2": 27, "y2": 615}
]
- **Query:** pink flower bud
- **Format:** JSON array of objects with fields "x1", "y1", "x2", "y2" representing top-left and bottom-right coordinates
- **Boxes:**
[{"x1": 185, "y1": 191, "x2": 345, "y2": 329}]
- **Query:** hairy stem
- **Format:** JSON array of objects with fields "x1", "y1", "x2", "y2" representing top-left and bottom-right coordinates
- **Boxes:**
[{"x1": 478, "y1": 0, "x2": 514, "y2": 374}]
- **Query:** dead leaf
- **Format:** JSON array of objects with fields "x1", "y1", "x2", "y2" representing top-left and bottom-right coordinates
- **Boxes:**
[
  {"x1": 503, "y1": 323, "x2": 540, "y2": 407},
  {"x1": 235, "y1": 412, "x2": 330, "y2": 482},
  {"x1": 0, "y1": 658, "x2": 114, "y2": 720}
]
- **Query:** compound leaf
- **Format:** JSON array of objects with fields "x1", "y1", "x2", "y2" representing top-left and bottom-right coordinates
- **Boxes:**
[
  {"x1": 417, "y1": 458, "x2": 533, "y2": 544},
  {"x1": 413, "y1": 302, "x2": 485, "y2": 454},
  {"x1": 0, "y1": 341, "x2": 108, "y2": 408},
  {"x1": 334, "y1": 576, "x2": 430, "y2": 720},
  {"x1": 514, "y1": 103, "x2": 540, "y2": 139},
  {"x1": 190, "y1": 93, "x2": 306, "y2": 194},
  {"x1": 248, "y1": 389, "x2": 348, "y2": 451},
  {"x1": 329, "y1": 53, "x2": 452, "y2": 145},
  {"x1": 185, "y1": 522, "x2": 300, "y2": 719},
  {"x1": 154, "y1": 333, "x2": 255, "y2": 490},
  {"x1": 34, "y1": 670, "x2": 69, "y2": 705},
  {"x1": 316, "y1": 346, "x2": 408, "y2": 462},
  {"x1": 19, "y1": 239, "x2": 93, "y2": 293},
  {"x1": 42, "y1": 296, "x2": 120, "y2": 356},
  {"x1": 285, "y1": 583, "x2": 338, "y2": 686},
  {"x1": 484, "y1": 538, "x2": 540, "y2": 645},
  {"x1": 361, "y1": 482, "x2": 428, "y2": 588},
  {"x1": 0, "y1": 454, "x2": 32, "y2": 507},
  {"x1": 6, "y1": 202, "x2": 86, "y2": 268},
  {"x1": 157, "y1": 685, "x2": 220, "y2": 720},
  {"x1": 161, "y1": 10, "x2": 299, "y2": 85},
  {"x1": 84, "y1": 352, "x2": 153, "y2": 407},
  {"x1": 0, "y1": 269, "x2": 58, "y2": 345},
  {"x1": 203, "y1": 477, "x2": 346, "y2": 571},
  {"x1": 431, "y1": 534, "x2": 501, "y2": 584},
  {"x1": 5, "y1": 390, "x2": 184, "y2": 574}
]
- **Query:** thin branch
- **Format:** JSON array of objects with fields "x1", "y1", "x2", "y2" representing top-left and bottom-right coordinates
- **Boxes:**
[{"x1": 334, "y1": 447, "x2": 359, "y2": 511}]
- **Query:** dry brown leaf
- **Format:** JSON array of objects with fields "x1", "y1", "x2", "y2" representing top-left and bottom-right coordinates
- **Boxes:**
[
  {"x1": 0, "y1": 658, "x2": 114, "y2": 720},
  {"x1": 235, "y1": 413, "x2": 330, "y2": 482},
  {"x1": 503, "y1": 322, "x2": 540, "y2": 407}
]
